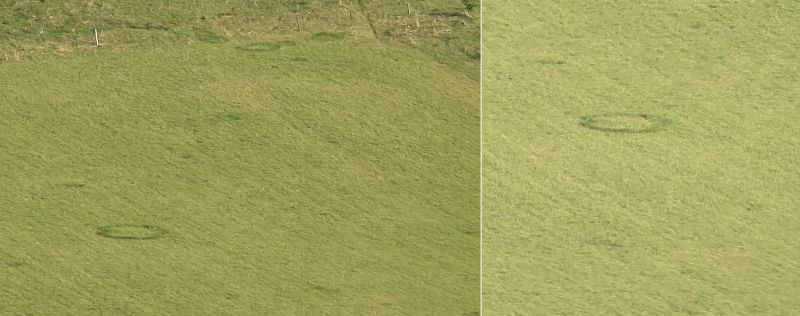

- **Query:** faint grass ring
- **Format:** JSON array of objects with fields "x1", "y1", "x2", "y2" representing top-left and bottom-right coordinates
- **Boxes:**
[
  {"x1": 96, "y1": 224, "x2": 168, "y2": 240},
  {"x1": 311, "y1": 32, "x2": 345, "y2": 41},
  {"x1": 235, "y1": 40, "x2": 296, "y2": 52},
  {"x1": 579, "y1": 112, "x2": 671, "y2": 133}
]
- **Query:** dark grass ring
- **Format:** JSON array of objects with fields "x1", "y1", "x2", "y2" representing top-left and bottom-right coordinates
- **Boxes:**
[
  {"x1": 235, "y1": 40, "x2": 296, "y2": 52},
  {"x1": 96, "y1": 224, "x2": 168, "y2": 240},
  {"x1": 311, "y1": 32, "x2": 345, "y2": 41},
  {"x1": 579, "y1": 112, "x2": 671, "y2": 133}
]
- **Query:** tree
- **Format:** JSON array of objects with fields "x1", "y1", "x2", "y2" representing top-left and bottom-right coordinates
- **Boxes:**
[{"x1": 462, "y1": 0, "x2": 478, "y2": 16}]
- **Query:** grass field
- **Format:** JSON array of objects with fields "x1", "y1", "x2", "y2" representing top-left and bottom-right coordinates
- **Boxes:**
[
  {"x1": 484, "y1": 1, "x2": 799, "y2": 314},
  {"x1": 0, "y1": 0, "x2": 480, "y2": 68},
  {"x1": 0, "y1": 1, "x2": 479, "y2": 315}
]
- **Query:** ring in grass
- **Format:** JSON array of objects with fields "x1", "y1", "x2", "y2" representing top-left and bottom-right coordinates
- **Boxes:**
[
  {"x1": 235, "y1": 40, "x2": 296, "y2": 52},
  {"x1": 96, "y1": 224, "x2": 168, "y2": 240},
  {"x1": 311, "y1": 32, "x2": 345, "y2": 41},
  {"x1": 195, "y1": 30, "x2": 227, "y2": 44},
  {"x1": 579, "y1": 112, "x2": 671, "y2": 133}
]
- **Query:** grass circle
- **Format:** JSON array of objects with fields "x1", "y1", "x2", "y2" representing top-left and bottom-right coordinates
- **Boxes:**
[
  {"x1": 579, "y1": 112, "x2": 671, "y2": 133},
  {"x1": 311, "y1": 32, "x2": 345, "y2": 41},
  {"x1": 96, "y1": 224, "x2": 168, "y2": 240},
  {"x1": 195, "y1": 30, "x2": 227, "y2": 44},
  {"x1": 235, "y1": 40, "x2": 296, "y2": 52}
]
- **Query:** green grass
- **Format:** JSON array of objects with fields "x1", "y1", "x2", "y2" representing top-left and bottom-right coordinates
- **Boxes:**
[
  {"x1": 484, "y1": 1, "x2": 800, "y2": 314},
  {"x1": 0, "y1": 34, "x2": 478, "y2": 315}
]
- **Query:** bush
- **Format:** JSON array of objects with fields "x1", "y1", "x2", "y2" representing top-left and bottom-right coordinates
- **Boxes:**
[{"x1": 462, "y1": 0, "x2": 478, "y2": 13}]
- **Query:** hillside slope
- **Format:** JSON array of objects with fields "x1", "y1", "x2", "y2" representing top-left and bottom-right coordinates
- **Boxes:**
[
  {"x1": 1, "y1": 37, "x2": 479, "y2": 315},
  {"x1": 484, "y1": 1, "x2": 800, "y2": 314}
]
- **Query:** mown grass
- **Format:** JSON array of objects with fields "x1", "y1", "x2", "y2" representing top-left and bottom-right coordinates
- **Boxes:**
[
  {"x1": 484, "y1": 1, "x2": 799, "y2": 314},
  {"x1": 1, "y1": 31, "x2": 478, "y2": 316}
]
